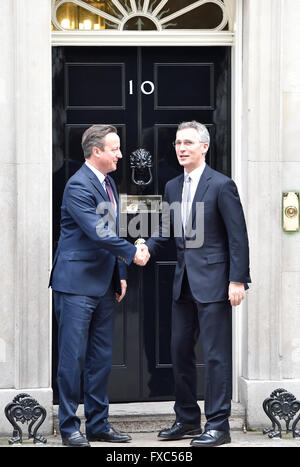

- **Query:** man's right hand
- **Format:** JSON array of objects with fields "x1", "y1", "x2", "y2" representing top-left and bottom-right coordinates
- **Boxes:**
[{"x1": 133, "y1": 245, "x2": 150, "y2": 266}]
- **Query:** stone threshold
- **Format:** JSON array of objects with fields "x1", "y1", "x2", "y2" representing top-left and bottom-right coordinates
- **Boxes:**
[{"x1": 53, "y1": 401, "x2": 246, "y2": 434}]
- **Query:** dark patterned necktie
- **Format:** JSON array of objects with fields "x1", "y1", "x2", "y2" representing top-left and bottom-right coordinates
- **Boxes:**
[{"x1": 104, "y1": 177, "x2": 116, "y2": 213}]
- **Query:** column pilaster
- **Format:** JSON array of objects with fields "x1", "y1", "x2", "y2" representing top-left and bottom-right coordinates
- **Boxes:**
[{"x1": 0, "y1": 0, "x2": 53, "y2": 435}]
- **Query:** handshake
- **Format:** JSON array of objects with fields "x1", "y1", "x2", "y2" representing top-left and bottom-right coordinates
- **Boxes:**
[{"x1": 133, "y1": 242, "x2": 150, "y2": 267}]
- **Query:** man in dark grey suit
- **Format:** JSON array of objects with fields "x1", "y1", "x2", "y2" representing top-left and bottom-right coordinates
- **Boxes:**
[{"x1": 145, "y1": 121, "x2": 251, "y2": 447}]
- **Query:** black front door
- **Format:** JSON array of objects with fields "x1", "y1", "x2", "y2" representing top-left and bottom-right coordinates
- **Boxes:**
[{"x1": 52, "y1": 46, "x2": 231, "y2": 403}]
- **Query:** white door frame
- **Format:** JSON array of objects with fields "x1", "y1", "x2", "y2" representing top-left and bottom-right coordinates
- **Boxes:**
[
  {"x1": 51, "y1": 29, "x2": 235, "y2": 46},
  {"x1": 51, "y1": 0, "x2": 244, "y2": 403}
]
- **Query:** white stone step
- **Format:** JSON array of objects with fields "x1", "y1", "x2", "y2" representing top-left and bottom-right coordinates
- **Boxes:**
[{"x1": 53, "y1": 401, "x2": 245, "y2": 434}]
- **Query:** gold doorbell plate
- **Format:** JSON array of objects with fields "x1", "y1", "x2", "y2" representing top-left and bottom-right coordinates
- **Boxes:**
[{"x1": 282, "y1": 192, "x2": 299, "y2": 232}]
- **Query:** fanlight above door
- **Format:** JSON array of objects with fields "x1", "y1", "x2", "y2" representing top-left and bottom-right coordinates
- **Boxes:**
[{"x1": 52, "y1": 0, "x2": 236, "y2": 32}]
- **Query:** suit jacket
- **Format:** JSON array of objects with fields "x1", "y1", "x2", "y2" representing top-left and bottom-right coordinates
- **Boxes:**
[
  {"x1": 147, "y1": 164, "x2": 251, "y2": 303},
  {"x1": 50, "y1": 163, "x2": 136, "y2": 297}
]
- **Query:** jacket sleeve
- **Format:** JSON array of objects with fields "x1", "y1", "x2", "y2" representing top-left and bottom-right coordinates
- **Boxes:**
[
  {"x1": 118, "y1": 258, "x2": 127, "y2": 280},
  {"x1": 65, "y1": 178, "x2": 136, "y2": 266},
  {"x1": 218, "y1": 179, "x2": 251, "y2": 285}
]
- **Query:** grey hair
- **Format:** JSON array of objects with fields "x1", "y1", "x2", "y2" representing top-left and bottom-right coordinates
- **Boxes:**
[
  {"x1": 81, "y1": 124, "x2": 118, "y2": 159},
  {"x1": 177, "y1": 121, "x2": 210, "y2": 153}
]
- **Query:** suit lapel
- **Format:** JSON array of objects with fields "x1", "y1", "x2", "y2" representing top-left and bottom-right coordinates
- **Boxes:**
[
  {"x1": 194, "y1": 164, "x2": 211, "y2": 201},
  {"x1": 172, "y1": 174, "x2": 184, "y2": 204},
  {"x1": 170, "y1": 174, "x2": 184, "y2": 238},
  {"x1": 190, "y1": 164, "x2": 212, "y2": 225},
  {"x1": 81, "y1": 166, "x2": 118, "y2": 235},
  {"x1": 81, "y1": 163, "x2": 109, "y2": 202}
]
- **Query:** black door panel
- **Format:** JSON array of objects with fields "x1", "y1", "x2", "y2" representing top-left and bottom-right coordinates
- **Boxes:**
[{"x1": 52, "y1": 46, "x2": 231, "y2": 403}]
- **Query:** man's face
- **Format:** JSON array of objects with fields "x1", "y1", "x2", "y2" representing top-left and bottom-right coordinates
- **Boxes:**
[
  {"x1": 94, "y1": 132, "x2": 122, "y2": 174},
  {"x1": 175, "y1": 128, "x2": 208, "y2": 173}
]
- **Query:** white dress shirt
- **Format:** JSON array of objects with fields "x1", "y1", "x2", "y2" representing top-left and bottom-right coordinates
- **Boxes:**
[
  {"x1": 85, "y1": 160, "x2": 106, "y2": 185},
  {"x1": 182, "y1": 162, "x2": 206, "y2": 204}
]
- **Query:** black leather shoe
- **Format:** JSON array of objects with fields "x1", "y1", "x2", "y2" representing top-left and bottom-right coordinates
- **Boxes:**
[
  {"x1": 158, "y1": 422, "x2": 202, "y2": 440},
  {"x1": 190, "y1": 430, "x2": 231, "y2": 447},
  {"x1": 62, "y1": 431, "x2": 90, "y2": 447},
  {"x1": 87, "y1": 427, "x2": 132, "y2": 443}
]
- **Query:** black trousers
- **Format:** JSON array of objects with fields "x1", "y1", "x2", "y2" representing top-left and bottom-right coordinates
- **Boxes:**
[{"x1": 171, "y1": 271, "x2": 232, "y2": 432}]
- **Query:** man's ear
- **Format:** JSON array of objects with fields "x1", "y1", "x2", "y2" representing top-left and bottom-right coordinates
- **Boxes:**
[{"x1": 92, "y1": 146, "x2": 102, "y2": 158}]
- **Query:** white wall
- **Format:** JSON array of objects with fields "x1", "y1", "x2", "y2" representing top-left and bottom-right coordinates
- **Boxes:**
[
  {"x1": 240, "y1": 0, "x2": 300, "y2": 429},
  {"x1": 0, "y1": 0, "x2": 53, "y2": 435},
  {"x1": 280, "y1": 0, "x2": 300, "y2": 381}
]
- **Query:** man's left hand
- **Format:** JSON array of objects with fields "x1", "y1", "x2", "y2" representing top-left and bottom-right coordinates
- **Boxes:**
[
  {"x1": 228, "y1": 282, "x2": 245, "y2": 307},
  {"x1": 116, "y1": 279, "x2": 127, "y2": 303}
]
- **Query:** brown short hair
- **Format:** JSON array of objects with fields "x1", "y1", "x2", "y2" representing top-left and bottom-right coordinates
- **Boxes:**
[{"x1": 81, "y1": 124, "x2": 117, "y2": 159}]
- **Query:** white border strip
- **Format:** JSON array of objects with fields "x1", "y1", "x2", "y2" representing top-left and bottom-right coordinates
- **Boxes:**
[
  {"x1": 231, "y1": 0, "x2": 243, "y2": 403},
  {"x1": 52, "y1": 30, "x2": 234, "y2": 46}
]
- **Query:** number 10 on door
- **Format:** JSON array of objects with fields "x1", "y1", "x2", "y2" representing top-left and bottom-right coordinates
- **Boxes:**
[{"x1": 129, "y1": 80, "x2": 155, "y2": 95}]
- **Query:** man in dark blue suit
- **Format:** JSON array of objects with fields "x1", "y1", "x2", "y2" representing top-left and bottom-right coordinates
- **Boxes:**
[
  {"x1": 50, "y1": 124, "x2": 148, "y2": 447},
  {"x1": 146, "y1": 121, "x2": 251, "y2": 447}
]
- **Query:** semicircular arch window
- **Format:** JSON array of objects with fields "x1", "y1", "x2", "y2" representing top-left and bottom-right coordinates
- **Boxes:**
[{"x1": 52, "y1": 0, "x2": 235, "y2": 32}]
